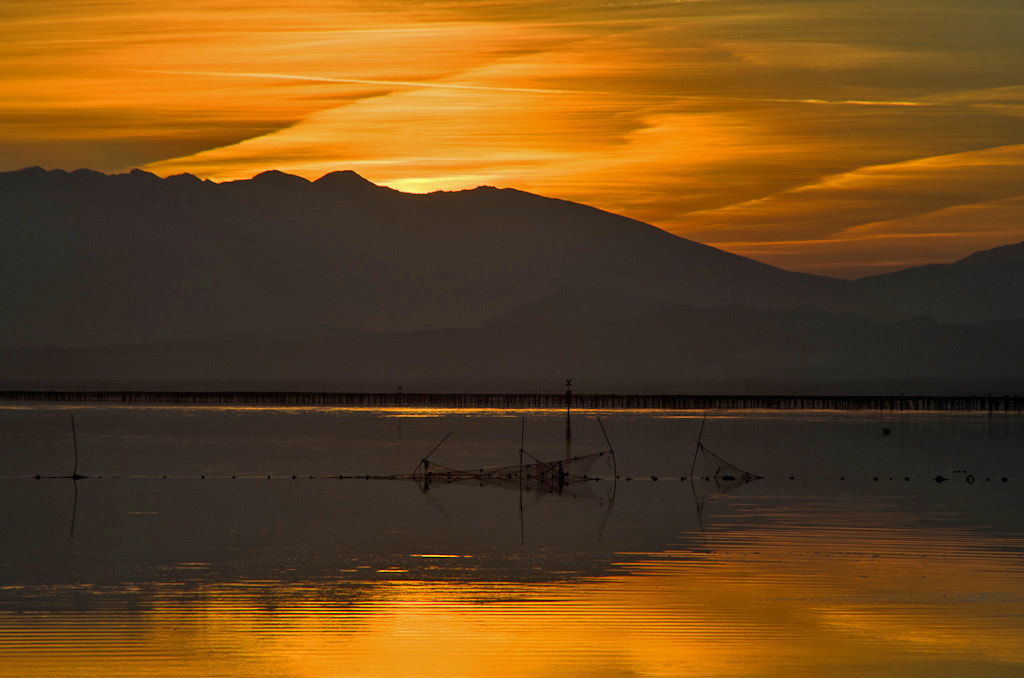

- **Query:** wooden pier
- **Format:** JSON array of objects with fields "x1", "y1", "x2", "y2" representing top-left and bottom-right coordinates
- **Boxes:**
[{"x1": 1, "y1": 390, "x2": 1021, "y2": 412}]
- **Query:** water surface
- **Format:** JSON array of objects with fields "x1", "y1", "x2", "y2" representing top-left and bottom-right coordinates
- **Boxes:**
[{"x1": 1, "y1": 405, "x2": 1021, "y2": 677}]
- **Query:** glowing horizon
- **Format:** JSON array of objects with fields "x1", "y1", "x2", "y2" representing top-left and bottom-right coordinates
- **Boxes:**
[{"x1": 3, "y1": 0, "x2": 1023, "y2": 278}]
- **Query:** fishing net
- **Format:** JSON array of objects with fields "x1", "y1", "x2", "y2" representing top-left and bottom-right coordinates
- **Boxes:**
[
  {"x1": 414, "y1": 449, "x2": 615, "y2": 493},
  {"x1": 689, "y1": 442, "x2": 762, "y2": 492}
]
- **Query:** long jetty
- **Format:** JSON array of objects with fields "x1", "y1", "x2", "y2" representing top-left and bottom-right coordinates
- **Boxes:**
[{"x1": 1, "y1": 391, "x2": 1021, "y2": 412}]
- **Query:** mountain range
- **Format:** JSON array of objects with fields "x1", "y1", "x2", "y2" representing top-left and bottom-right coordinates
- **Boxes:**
[{"x1": 2, "y1": 166, "x2": 1023, "y2": 393}]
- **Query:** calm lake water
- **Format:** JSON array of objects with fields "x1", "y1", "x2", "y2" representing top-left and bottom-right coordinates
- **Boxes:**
[{"x1": 1, "y1": 404, "x2": 1022, "y2": 677}]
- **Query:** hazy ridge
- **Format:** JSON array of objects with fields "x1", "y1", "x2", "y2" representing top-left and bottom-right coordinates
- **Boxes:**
[{"x1": 2, "y1": 167, "x2": 1023, "y2": 393}]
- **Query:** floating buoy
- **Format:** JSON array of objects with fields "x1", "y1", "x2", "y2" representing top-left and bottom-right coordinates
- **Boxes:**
[{"x1": 966, "y1": 475, "x2": 975, "y2": 484}]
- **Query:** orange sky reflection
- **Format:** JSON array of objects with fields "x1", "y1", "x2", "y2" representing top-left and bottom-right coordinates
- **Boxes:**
[{"x1": 3, "y1": 525, "x2": 1022, "y2": 677}]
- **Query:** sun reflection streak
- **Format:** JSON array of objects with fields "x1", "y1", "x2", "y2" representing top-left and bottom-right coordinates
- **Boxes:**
[{"x1": 2, "y1": 525, "x2": 1021, "y2": 677}]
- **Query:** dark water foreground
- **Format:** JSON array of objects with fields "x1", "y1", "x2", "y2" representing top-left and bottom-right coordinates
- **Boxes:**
[{"x1": 0, "y1": 404, "x2": 1021, "y2": 677}]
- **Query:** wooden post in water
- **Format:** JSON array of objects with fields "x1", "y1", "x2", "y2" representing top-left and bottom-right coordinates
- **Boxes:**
[
  {"x1": 519, "y1": 417, "x2": 525, "y2": 545},
  {"x1": 565, "y1": 379, "x2": 572, "y2": 457},
  {"x1": 71, "y1": 414, "x2": 80, "y2": 479}
]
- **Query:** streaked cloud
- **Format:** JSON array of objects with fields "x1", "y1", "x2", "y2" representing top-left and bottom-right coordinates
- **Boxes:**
[
  {"x1": 123, "y1": 68, "x2": 610, "y2": 97},
  {"x1": 686, "y1": 145, "x2": 1024, "y2": 276},
  {"x1": 2, "y1": 0, "x2": 1023, "y2": 276}
]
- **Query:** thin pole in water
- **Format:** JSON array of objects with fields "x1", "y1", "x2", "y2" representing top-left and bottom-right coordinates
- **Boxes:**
[
  {"x1": 689, "y1": 411, "x2": 708, "y2": 479},
  {"x1": 70, "y1": 477, "x2": 79, "y2": 539},
  {"x1": 71, "y1": 415, "x2": 79, "y2": 479},
  {"x1": 519, "y1": 417, "x2": 525, "y2": 476},
  {"x1": 414, "y1": 431, "x2": 452, "y2": 476},
  {"x1": 597, "y1": 416, "x2": 617, "y2": 478},
  {"x1": 519, "y1": 417, "x2": 525, "y2": 545},
  {"x1": 565, "y1": 379, "x2": 572, "y2": 457}
]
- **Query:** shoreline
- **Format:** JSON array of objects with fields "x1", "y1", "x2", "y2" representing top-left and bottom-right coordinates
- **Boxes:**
[{"x1": 2, "y1": 390, "x2": 1022, "y2": 412}]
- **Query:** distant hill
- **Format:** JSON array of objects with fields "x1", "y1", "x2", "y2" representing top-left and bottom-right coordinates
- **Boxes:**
[
  {"x1": 4, "y1": 305, "x2": 1022, "y2": 394},
  {"x1": 0, "y1": 166, "x2": 838, "y2": 348},
  {"x1": 845, "y1": 240, "x2": 1024, "y2": 323},
  {"x1": 2, "y1": 167, "x2": 1023, "y2": 392}
]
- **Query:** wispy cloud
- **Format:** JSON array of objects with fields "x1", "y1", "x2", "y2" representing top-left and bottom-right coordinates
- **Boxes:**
[
  {"x1": 679, "y1": 145, "x2": 1024, "y2": 276},
  {"x1": 4, "y1": 0, "x2": 1024, "y2": 275},
  {"x1": 121, "y1": 68, "x2": 603, "y2": 97}
]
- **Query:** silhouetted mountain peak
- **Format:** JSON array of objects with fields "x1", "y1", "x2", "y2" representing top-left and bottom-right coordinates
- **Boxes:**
[
  {"x1": 121, "y1": 168, "x2": 165, "y2": 187},
  {"x1": 311, "y1": 170, "x2": 387, "y2": 196},
  {"x1": 166, "y1": 172, "x2": 205, "y2": 186},
  {"x1": 955, "y1": 240, "x2": 1024, "y2": 266},
  {"x1": 69, "y1": 168, "x2": 106, "y2": 180},
  {"x1": 0, "y1": 166, "x2": 55, "y2": 188},
  {"x1": 250, "y1": 170, "x2": 311, "y2": 188},
  {"x1": 3, "y1": 166, "x2": 48, "y2": 179},
  {"x1": 5, "y1": 164, "x2": 1024, "y2": 358},
  {"x1": 314, "y1": 169, "x2": 376, "y2": 189}
]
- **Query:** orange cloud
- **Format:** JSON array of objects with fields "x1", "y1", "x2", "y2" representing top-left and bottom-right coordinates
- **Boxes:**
[
  {"x1": 3, "y1": 0, "x2": 1024, "y2": 276},
  {"x1": 684, "y1": 145, "x2": 1024, "y2": 276}
]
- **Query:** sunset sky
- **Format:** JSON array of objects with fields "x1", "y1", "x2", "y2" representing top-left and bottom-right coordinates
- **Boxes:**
[{"x1": 3, "y1": 0, "x2": 1023, "y2": 277}]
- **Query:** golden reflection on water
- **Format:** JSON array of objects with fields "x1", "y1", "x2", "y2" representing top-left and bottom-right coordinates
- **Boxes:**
[{"x1": 3, "y1": 525, "x2": 1022, "y2": 678}]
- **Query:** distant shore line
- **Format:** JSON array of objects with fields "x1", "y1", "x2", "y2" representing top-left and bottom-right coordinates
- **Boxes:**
[{"x1": 1, "y1": 390, "x2": 1022, "y2": 412}]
